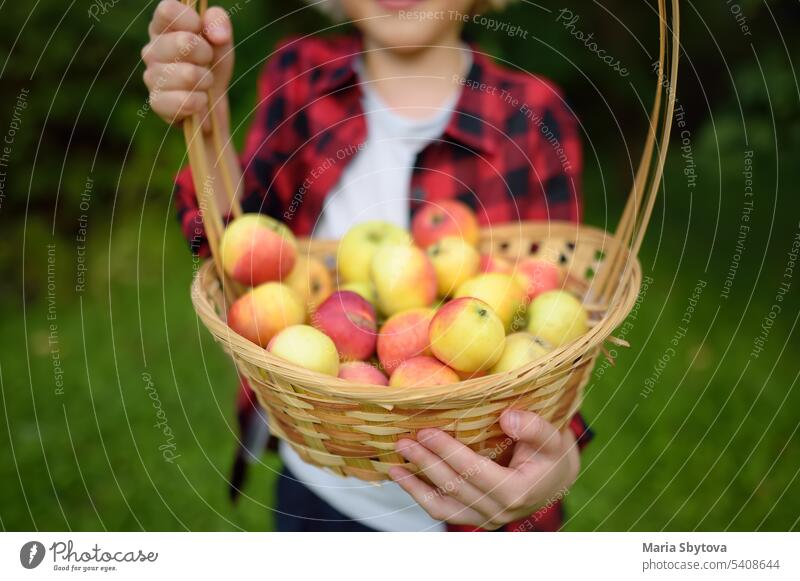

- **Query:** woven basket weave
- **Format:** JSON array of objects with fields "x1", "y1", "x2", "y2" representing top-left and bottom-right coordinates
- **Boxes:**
[{"x1": 181, "y1": 0, "x2": 679, "y2": 480}]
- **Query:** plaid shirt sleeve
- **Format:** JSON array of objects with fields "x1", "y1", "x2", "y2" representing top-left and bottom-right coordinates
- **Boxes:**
[{"x1": 172, "y1": 38, "x2": 305, "y2": 256}]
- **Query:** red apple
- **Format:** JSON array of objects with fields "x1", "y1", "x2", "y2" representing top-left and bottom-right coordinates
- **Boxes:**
[
  {"x1": 376, "y1": 308, "x2": 434, "y2": 376},
  {"x1": 227, "y1": 282, "x2": 306, "y2": 347},
  {"x1": 221, "y1": 214, "x2": 297, "y2": 286},
  {"x1": 411, "y1": 200, "x2": 480, "y2": 249},
  {"x1": 389, "y1": 356, "x2": 460, "y2": 388},
  {"x1": 514, "y1": 258, "x2": 562, "y2": 302},
  {"x1": 338, "y1": 361, "x2": 389, "y2": 386},
  {"x1": 312, "y1": 291, "x2": 377, "y2": 361}
]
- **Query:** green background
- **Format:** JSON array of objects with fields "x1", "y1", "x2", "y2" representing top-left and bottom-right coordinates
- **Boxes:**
[{"x1": 0, "y1": 0, "x2": 798, "y2": 531}]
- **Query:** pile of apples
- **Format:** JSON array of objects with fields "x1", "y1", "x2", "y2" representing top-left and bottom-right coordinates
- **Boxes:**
[{"x1": 220, "y1": 201, "x2": 589, "y2": 387}]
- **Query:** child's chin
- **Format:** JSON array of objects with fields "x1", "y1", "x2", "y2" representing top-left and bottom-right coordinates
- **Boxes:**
[{"x1": 359, "y1": 21, "x2": 448, "y2": 53}]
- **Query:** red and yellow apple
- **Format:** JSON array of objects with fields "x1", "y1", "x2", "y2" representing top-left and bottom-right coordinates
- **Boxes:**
[
  {"x1": 339, "y1": 281, "x2": 378, "y2": 307},
  {"x1": 454, "y1": 273, "x2": 527, "y2": 332},
  {"x1": 490, "y1": 332, "x2": 551, "y2": 374},
  {"x1": 267, "y1": 324, "x2": 339, "y2": 376},
  {"x1": 370, "y1": 244, "x2": 437, "y2": 316},
  {"x1": 429, "y1": 297, "x2": 505, "y2": 373},
  {"x1": 514, "y1": 258, "x2": 562, "y2": 302},
  {"x1": 312, "y1": 291, "x2": 377, "y2": 361},
  {"x1": 526, "y1": 290, "x2": 588, "y2": 347},
  {"x1": 411, "y1": 199, "x2": 480, "y2": 248},
  {"x1": 478, "y1": 253, "x2": 512, "y2": 274},
  {"x1": 227, "y1": 282, "x2": 305, "y2": 347},
  {"x1": 221, "y1": 214, "x2": 297, "y2": 286},
  {"x1": 389, "y1": 356, "x2": 460, "y2": 388},
  {"x1": 427, "y1": 236, "x2": 480, "y2": 297},
  {"x1": 376, "y1": 307, "x2": 434, "y2": 375},
  {"x1": 283, "y1": 254, "x2": 333, "y2": 314},
  {"x1": 338, "y1": 361, "x2": 389, "y2": 386},
  {"x1": 337, "y1": 220, "x2": 410, "y2": 283}
]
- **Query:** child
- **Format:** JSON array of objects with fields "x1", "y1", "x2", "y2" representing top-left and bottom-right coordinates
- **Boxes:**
[{"x1": 142, "y1": 0, "x2": 592, "y2": 531}]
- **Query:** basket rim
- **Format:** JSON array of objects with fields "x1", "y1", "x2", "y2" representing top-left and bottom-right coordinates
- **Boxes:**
[{"x1": 191, "y1": 220, "x2": 642, "y2": 406}]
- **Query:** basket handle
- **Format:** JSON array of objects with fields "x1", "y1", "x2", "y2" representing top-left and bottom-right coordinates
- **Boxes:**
[
  {"x1": 592, "y1": 0, "x2": 680, "y2": 306},
  {"x1": 180, "y1": 0, "x2": 242, "y2": 304}
]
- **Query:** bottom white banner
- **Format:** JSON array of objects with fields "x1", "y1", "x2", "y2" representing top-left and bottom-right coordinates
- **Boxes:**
[{"x1": 0, "y1": 532, "x2": 796, "y2": 580}]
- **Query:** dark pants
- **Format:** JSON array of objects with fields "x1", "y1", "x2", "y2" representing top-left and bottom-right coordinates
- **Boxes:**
[{"x1": 275, "y1": 465, "x2": 377, "y2": 532}]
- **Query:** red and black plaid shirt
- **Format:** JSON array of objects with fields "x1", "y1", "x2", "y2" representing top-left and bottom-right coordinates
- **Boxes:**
[{"x1": 174, "y1": 34, "x2": 591, "y2": 531}]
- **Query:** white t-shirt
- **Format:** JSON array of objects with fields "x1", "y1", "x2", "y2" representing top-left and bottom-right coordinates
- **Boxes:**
[{"x1": 276, "y1": 56, "x2": 470, "y2": 532}]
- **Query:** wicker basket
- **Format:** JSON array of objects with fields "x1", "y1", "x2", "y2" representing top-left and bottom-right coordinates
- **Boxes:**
[{"x1": 181, "y1": 0, "x2": 679, "y2": 481}]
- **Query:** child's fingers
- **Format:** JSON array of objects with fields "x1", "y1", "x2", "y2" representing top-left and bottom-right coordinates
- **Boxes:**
[
  {"x1": 143, "y1": 63, "x2": 214, "y2": 93},
  {"x1": 414, "y1": 428, "x2": 512, "y2": 493},
  {"x1": 141, "y1": 31, "x2": 214, "y2": 68},
  {"x1": 149, "y1": 0, "x2": 202, "y2": 37},
  {"x1": 395, "y1": 439, "x2": 503, "y2": 516},
  {"x1": 148, "y1": 90, "x2": 208, "y2": 124},
  {"x1": 202, "y1": 7, "x2": 233, "y2": 47},
  {"x1": 388, "y1": 467, "x2": 485, "y2": 526}
]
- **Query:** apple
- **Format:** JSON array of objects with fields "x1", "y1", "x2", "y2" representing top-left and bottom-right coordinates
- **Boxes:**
[
  {"x1": 490, "y1": 332, "x2": 551, "y2": 374},
  {"x1": 479, "y1": 253, "x2": 513, "y2": 274},
  {"x1": 337, "y1": 220, "x2": 410, "y2": 283},
  {"x1": 389, "y1": 356, "x2": 460, "y2": 388},
  {"x1": 526, "y1": 290, "x2": 588, "y2": 347},
  {"x1": 370, "y1": 244, "x2": 437, "y2": 317},
  {"x1": 268, "y1": 324, "x2": 340, "y2": 376},
  {"x1": 411, "y1": 199, "x2": 480, "y2": 249},
  {"x1": 312, "y1": 291, "x2": 377, "y2": 361},
  {"x1": 227, "y1": 282, "x2": 306, "y2": 347},
  {"x1": 376, "y1": 307, "x2": 434, "y2": 375},
  {"x1": 454, "y1": 273, "x2": 527, "y2": 332},
  {"x1": 338, "y1": 361, "x2": 389, "y2": 385},
  {"x1": 339, "y1": 281, "x2": 378, "y2": 307},
  {"x1": 221, "y1": 213, "x2": 297, "y2": 286},
  {"x1": 283, "y1": 254, "x2": 333, "y2": 314},
  {"x1": 514, "y1": 258, "x2": 562, "y2": 302},
  {"x1": 429, "y1": 297, "x2": 505, "y2": 373},
  {"x1": 427, "y1": 236, "x2": 480, "y2": 297}
]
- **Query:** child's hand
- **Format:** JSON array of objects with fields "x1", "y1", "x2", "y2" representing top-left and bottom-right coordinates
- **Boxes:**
[
  {"x1": 389, "y1": 410, "x2": 580, "y2": 529},
  {"x1": 142, "y1": 0, "x2": 234, "y2": 126}
]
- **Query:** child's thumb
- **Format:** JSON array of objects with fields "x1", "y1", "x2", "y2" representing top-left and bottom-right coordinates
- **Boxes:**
[
  {"x1": 499, "y1": 410, "x2": 562, "y2": 454},
  {"x1": 203, "y1": 7, "x2": 232, "y2": 47}
]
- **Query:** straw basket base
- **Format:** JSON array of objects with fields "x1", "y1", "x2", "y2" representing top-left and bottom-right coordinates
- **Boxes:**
[{"x1": 192, "y1": 221, "x2": 642, "y2": 481}]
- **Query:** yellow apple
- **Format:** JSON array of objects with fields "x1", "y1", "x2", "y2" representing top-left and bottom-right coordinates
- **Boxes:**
[
  {"x1": 429, "y1": 297, "x2": 505, "y2": 373},
  {"x1": 526, "y1": 290, "x2": 588, "y2": 347},
  {"x1": 427, "y1": 236, "x2": 480, "y2": 297},
  {"x1": 283, "y1": 254, "x2": 333, "y2": 314},
  {"x1": 370, "y1": 244, "x2": 437, "y2": 317},
  {"x1": 336, "y1": 221, "x2": 410, "y2": 283},
  {"x1": 454, "y1": 273, "x2": 527, "y2": 332},
  {"x1": 490, "y1": 332, "x2": 551, "y2": 374},
  {"x1": 267, "y1": 324, "x2": 339, "y2": 376}
]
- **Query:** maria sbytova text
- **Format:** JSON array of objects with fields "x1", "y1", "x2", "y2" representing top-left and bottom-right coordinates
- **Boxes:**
[{"x1": 643, "y1": 542, "x2": 727, "y2": 555}]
